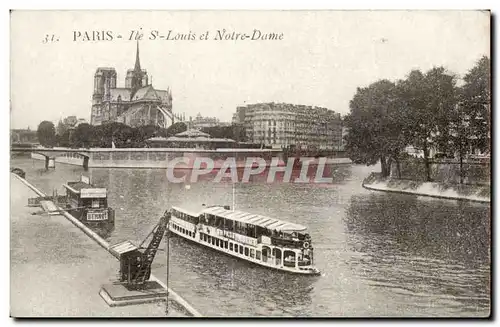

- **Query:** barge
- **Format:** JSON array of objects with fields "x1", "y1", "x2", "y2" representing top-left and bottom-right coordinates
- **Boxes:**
[{"x1": 62, "y1": 175, "x2": 115, "y2": 224}]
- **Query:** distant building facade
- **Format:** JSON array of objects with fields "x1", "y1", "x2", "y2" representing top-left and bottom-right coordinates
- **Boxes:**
[
  {"x1": 190, "y1": 113, "x2": 230, "y2": 130},
  {"x1": 11, "y1": 128, "x2": 38, "y2": 144},
  {"x1": 90, "y1": 43, "x2": 173, "y2": 128},
  {"x1": 234, "y1": 103, "x2": 343, "y2": 150},
  {"x1": 61, "y1": 116, "x2": 87, "y2": 128}
]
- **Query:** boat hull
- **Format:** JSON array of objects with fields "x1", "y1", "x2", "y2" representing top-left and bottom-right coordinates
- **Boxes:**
[{"x1": 168, "y1": 219, "x2": 320, "y2": 276}]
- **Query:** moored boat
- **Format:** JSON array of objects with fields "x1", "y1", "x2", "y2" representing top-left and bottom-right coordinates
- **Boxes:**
[
  {"x1": 62, "y1": 175, "x2": 115, "y2": 224},
  {"x1": 168, "y1": 204, "x2": 320, "y2": 275}
]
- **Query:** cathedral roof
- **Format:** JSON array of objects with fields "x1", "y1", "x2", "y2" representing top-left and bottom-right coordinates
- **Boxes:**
[
  {"x1": 110, "y1": 88, "x2": 131, "y2": 101},
  {"x1": 131, "y1": 85, "x2": 160, "y2": 101},
  {"x1": 155, "y1": 89, "x2": 172, "y2": 102}
]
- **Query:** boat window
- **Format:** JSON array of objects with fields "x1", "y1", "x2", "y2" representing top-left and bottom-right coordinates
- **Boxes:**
[
  {"x1": 234, "y1": 244, "x2": 238, "y2": 252},
  {"x1": 208, "y1": 235, "x2": 211, "y2": 243},
  {"x1": 239, "y1": 246, "x2": 243, "y2": 255},
  {"x1": 256, "y1": 251, "x2": 261, "y2": 260},
  {"x1": 229, "y1": 243, "x2": 233, "y2": 251},
  {"x1": 244, "y1": 247, "x2": 249, "y2": 256},
  {"x1": 250, "y1": 249, "x2": 255, "y2": 258},
  {"x1": 216, "y1": 239, "x2": 220, "y2": 247},
  {"x1": 212, "y1": 238, "x2": 215, "y2": 245},
  {"x1": 224, "y1": 241, "x2": 228, "y2": 249}
]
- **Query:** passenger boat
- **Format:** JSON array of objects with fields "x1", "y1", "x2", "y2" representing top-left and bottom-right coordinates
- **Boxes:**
[
  {"x1": 62, "y1": 175, "x2": 115, "y2": 224},
  {"x1": 168, "y1": 204, "x2": 320, "y2": 275}
]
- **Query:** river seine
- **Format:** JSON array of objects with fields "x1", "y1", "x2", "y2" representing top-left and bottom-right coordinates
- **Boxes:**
[{"x1": 11, "y1": 158, "x2": 490, "y2": 317}]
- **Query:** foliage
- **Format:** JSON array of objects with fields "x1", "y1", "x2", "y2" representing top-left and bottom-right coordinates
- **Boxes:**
[
  {"x1": 72, "y1": 123, "x2": 93, "y2": 148},
  {"x1": 344, "y1": 80, "x2": 406, "y2": 177},
  {"x1": 166, "y1": 122, "x2": 187, "y2": 136},
  {"x1": 461, "y1": 56, "x2": 490, "y2": 153},
  {"x1": 201, "y1": 124, "x2": 248, "y2": 142},
  {"x1": 344, "y1": 58, "x2": 488, "y2": 182},
  {"x1": 397, "y1": 67, "x2": 457, "y2": 181},
  {"x1": 36, "y1": 121, "x2": 56, "y2": 147},
  {"x1": 56, "y1": 120, "x2": 68, "y2": 136}
]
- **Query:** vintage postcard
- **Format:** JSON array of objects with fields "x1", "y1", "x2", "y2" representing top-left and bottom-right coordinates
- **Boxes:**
[{"x1": 10, "y1": 10, "x2": 490, "y2": 318}]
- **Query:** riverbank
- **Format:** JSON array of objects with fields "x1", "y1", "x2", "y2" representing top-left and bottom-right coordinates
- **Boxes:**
[
  {"x1": 10, "y1": 174, "x2": 189, "y2": 317},
  {"x1": 362, "y1": 172, "x2": 490, "y2": 204}
]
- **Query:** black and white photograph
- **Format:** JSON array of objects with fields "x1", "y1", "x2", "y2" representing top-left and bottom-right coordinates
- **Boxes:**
[{"x1": 9, "y1": 10, "x2": 491, "y2": 318}]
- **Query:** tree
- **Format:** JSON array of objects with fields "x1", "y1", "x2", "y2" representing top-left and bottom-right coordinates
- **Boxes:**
[
  {"x1": 398, "y1": 67, "x2": 457, "y2": 181},
  {"x1": 56, "y1": 119, "x2": 68, "y2": 137},
  {"x1": 446, "y1": 56, "x2": 490, "y2": 183},
  {"x1": 72, "y1": 123, "x2": 94, "y2": 148},
  {"x1": 166, "y1": 122, "x2": 187, "y2": 136},
  {"x1": 36, "y1": 121, "x2": 56, "y2": 147},
  {"x1": 133, "y1": 125, "x2": 167, "y2": 147},
  {"x1": 344, "y1": 80, "x2": 407, "y2": 177},
  {"x1": 57, "y1": 130, "x2": 72, "y2": 147},
  {"x1": 461, "y1": 56, "x2": 490, "y2": 154}
]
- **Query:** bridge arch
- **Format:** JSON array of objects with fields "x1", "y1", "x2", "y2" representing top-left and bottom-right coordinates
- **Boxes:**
[{"x1": 23, "y1": 148, "x2": 91, "y2": 170}]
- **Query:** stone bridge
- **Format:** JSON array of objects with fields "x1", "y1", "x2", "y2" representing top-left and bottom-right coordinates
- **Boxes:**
[{"x1": 11, "y1": 147, "x2": 91, "y2": 169}]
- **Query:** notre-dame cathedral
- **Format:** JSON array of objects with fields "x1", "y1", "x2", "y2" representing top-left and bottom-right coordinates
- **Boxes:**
[{"x1": 90, "y1": 42, "x2": 174, "y2": 128}]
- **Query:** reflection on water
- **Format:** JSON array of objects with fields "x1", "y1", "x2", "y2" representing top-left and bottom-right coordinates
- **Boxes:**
[
  {"x1": 344, "y1": 194, "x2": 490, "y2": 315},
  {"x1": 11, "y1": 158, "x2": 490, "y2": 317}
]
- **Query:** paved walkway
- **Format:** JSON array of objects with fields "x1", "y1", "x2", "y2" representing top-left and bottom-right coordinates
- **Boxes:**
[{"x1": 10, "y1": 174, "x2": 183, "y2": 317}]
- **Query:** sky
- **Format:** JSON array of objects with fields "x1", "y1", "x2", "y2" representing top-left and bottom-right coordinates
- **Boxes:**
[{"x1": 10, "y1": 10, "x2": 490, "y2": 129}]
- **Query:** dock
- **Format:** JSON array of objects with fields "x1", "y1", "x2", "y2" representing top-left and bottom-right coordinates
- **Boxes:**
[{"x1": 10, "y1": 173, "x2": 200, "y2": 317}]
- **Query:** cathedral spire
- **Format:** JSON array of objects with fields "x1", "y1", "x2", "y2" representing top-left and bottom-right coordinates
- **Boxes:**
[{"x1": 134, "y1": 40, "x2": 141, "y2": 72}]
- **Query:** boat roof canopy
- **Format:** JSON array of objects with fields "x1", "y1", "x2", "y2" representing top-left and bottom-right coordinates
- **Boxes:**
[
  {"x1": 172, "y1": 205, "x2": 307, "y2": 232},
  {"x1": 63, "y1": 182, "x2": 107, "y2": 198},
  {"x1": 66, "y1": 181, "x2": 92, "y2": 191}
]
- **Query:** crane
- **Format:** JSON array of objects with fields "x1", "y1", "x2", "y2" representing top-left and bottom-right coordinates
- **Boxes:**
[{"x1": 110, "y1": 210, "x2": 171, "y2": 289}]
